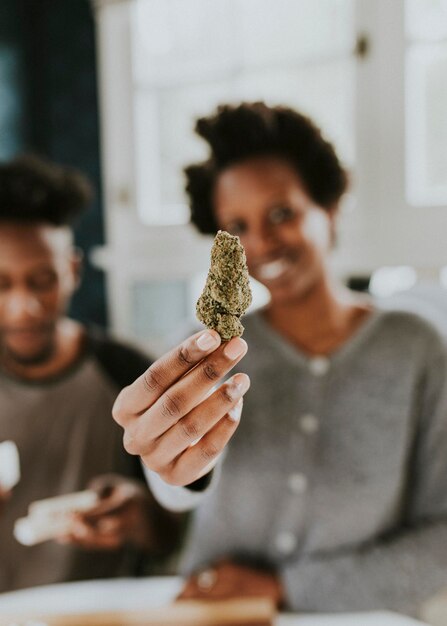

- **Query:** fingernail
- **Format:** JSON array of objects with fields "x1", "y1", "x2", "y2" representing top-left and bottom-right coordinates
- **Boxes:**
[
  {"x1": 228, "y1": 398, "x2": 243, "y2": 422},
  {"x1": 227, "y1": 373, "x2": 250, "y2": 400},
  {"x1": 223, "y1": 338, "x2": 247, "y2": 360},
  {"x1": 197, "y1": 331, "x2": 220, "y2": 351}
]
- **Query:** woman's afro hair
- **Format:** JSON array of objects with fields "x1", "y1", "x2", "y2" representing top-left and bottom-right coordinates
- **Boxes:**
[{"x1": 185, "y1": 102, "x2": 348, "y2": 234}]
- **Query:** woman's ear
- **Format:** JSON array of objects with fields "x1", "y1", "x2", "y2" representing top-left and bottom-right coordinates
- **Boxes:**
[
  {"x1": 71, "y1": 247, "x2": 84, "y2": 290},
  {"x1": 327, "y1": 203, "x2": 339, "y2": 248}
]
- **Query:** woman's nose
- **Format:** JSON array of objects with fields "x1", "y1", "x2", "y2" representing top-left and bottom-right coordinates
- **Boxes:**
[{"x1": 244, "y1": 225, "x2": 279, "y2": 260}]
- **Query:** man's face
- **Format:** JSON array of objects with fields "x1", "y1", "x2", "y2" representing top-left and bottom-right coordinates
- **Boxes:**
[{"x1": 0, "y1": 223, "x2": 80, "y2": 366}]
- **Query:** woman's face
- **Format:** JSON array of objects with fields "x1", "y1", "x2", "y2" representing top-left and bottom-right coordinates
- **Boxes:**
[{"x1": 214, "y1": 157, "x2": 336, "y2": 306}]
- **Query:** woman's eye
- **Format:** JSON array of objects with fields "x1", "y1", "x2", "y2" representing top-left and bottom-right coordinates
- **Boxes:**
[
  {"x1": 225, "y1": 221, "x2": 247, "y2": 236},
  {"x1": 268, "y1": 206, "x2": 295, "y2": 225},
  {"x1": 0, "y1": 277, "x2": 11, "y2": 292},
  {"x1": 29, "y1": 271, "x2": 57, "y2": 291}
]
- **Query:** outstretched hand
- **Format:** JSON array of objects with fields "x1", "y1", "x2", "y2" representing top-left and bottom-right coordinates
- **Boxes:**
[{"x1": 112, "y1": 330, "x2": 250, "y2": 487}]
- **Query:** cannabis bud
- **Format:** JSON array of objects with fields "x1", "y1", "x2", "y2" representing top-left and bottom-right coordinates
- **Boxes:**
[{"x1": 196, "y1": 230, "x2": 252, "y2": 340}]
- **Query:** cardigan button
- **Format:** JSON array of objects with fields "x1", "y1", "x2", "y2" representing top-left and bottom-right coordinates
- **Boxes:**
[
  {"x1": 299, "y1": 413, "x2": 319, "y2": 434},
  {"x1": 275, "y1": 531, "x2": 297, "y2": 554},
  {"x1": 288, "y1": 473, "x2": 308, "y2": 494},
  {"x1": 309, "y1": 356, "x2": 330, "y2": 376}
]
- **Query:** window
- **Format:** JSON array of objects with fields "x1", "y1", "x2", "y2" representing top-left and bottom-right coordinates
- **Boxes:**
[
  {"x1": 132, "y1": 0, "x2": 356, "y2": 225},
  {"x1": 406, "y1": 0, "x2": 447, "y2": 206},
  {"x1": 94, "y1": 0, "x2": 447, "y2": 346}
]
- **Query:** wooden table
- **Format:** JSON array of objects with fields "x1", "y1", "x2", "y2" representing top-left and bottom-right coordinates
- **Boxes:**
[{"x1": 0, "y1": 577, "x2": 428, "y2": 625}]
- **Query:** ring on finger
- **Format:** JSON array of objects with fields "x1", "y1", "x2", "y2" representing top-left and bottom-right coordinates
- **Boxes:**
[{"x1": 196, "y1": 568, "x2": 218, "y2": 591}]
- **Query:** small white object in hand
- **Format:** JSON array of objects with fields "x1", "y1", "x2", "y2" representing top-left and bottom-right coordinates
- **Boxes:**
[
  {"x1": 0, "y1": 440, "x2": 20, "y2": 491},
  {"x1": 14, "y1": 489, "x2": 99, "y2": 546}
]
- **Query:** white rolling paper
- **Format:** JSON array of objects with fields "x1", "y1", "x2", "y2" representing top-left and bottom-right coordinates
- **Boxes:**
[
  {"x1": 28, "y1": 490, "x2": 98, "y2": 517},
  {"x1": 14, "y1": 489, "x2": 99, "y2": 546},
  {"x1": 0, "y1": 440, "x2": 20, "y2": 491}
]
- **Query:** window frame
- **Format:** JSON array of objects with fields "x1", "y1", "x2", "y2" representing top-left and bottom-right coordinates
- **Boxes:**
[{"x1": 92, "y1": 0, "x2": 447, "y2": 342}]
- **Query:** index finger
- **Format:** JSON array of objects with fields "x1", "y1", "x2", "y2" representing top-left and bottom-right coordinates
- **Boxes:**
[
  {"x1": 77, "y1": 499, "x2": 127, "y2": 521},
  {"x1": 80, "y1": 485, "x2": 137, "y2": 520},
  {"x1": 113, "y1": 329, "x2": 221, "y2": 421}
]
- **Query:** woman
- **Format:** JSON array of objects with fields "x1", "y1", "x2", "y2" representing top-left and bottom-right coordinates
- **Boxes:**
[{"x1": 114, "y1": 103, "x2": 447, "y2": 616}]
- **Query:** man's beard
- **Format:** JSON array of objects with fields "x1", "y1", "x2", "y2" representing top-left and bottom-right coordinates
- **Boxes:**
[{"x1": 0, "y1": 335, "x2": 56, "y2": 368}]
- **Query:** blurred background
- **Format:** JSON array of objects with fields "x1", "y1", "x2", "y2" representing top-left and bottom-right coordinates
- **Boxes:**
[{"x1": 1, "y1": 0, "x2": 446, "y2": 354}]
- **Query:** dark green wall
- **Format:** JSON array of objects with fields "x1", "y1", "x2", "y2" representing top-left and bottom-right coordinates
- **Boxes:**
[
  {"x1": 0, "y1": 0, "x2": 107, "y2": 327},
  {"x1": 0, "y1": 0, "x2": 26, "y2": 157}
]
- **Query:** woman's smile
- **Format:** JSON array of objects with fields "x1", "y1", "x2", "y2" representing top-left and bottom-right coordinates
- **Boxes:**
[{"x1": 253, "y1": 251, "x2": 301, "y2": 285}]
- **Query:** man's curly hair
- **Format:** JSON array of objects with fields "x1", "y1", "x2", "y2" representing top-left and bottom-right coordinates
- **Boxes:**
[
  {"x1": 0, "y1": 154, "x2": 93, "y2": 226},
  {"x1": 185, "y1": 102, "x2": 348, "y2": 234}
]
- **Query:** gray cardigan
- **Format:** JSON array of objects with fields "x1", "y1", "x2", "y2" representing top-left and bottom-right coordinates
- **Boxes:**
[{"x1": 150, "y1": 307, "x2": 447, "y2": 616}]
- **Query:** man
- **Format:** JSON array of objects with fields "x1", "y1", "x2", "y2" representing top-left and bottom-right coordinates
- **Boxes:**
[{"x1": 0, "y1": 154, "x2": 178, "y2": 592}]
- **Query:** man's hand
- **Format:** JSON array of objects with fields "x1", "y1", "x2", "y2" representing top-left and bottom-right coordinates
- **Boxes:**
[
  {"x1": 0, "y1": 487, "x2": 11, "y2": 517},
  {"x1": 57, "y1": 475, "x2": 157, "y2": 551},
  {"x1": 112, "y1": 330, "x2": 249, "y2": 487},
  {"x1": 178, "y1": 559, "x2": 285, "y2": 608}
]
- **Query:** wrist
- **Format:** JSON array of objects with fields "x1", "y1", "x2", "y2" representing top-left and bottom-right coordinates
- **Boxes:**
[{"x1": 185, "y1": 471, "x2": 213, "y2": 492}]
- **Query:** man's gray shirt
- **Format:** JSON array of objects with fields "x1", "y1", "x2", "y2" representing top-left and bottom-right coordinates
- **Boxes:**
[
  {"x1": 150, "y1": 307, "x2": 447, "y2": 616},
  {"x1": 0, "y1": 331, "x2": 151, "y2": 592}
]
